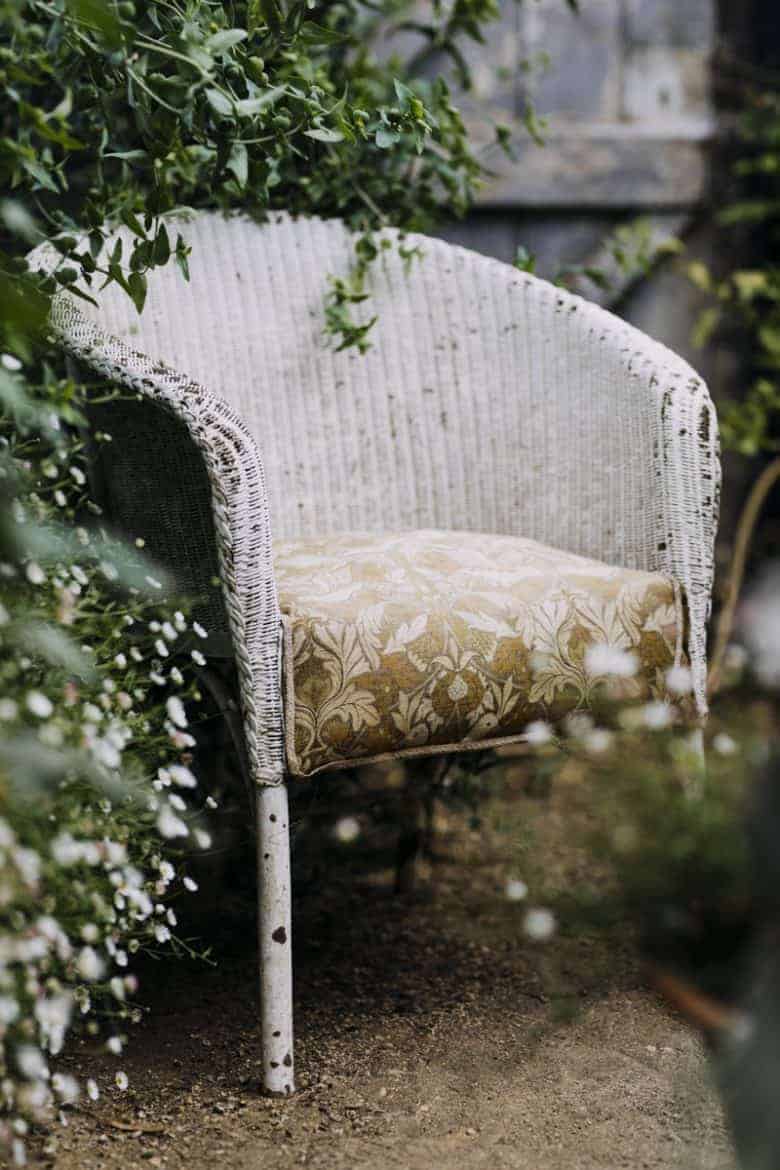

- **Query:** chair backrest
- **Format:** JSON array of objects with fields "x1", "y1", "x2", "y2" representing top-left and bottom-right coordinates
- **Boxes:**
[{"x1": 65, "y1": 210, "x2": 697, "y2": 568}]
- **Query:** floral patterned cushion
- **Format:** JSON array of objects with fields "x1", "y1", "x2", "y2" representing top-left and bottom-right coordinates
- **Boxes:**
[{"x1": 274, "y1": 529, "x2": 685, "y2": 778}]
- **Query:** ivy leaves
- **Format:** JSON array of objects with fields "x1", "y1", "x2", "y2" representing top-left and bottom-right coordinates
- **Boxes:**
[{"x1": 0, "y1": 0, "x2": 533, "y2": 352}]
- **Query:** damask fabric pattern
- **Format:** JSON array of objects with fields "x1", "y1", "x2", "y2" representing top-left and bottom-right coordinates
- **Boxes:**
[{"x1": 275, "y1": 529, "x2": 685, "y2": 777}]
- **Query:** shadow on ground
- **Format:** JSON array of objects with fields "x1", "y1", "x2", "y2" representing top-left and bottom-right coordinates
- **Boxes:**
[{"x1": 36, "y1": 764, "x2": 735, "y2": 1170}]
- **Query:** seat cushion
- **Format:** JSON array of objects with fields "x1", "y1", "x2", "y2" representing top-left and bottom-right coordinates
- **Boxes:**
[{"x1": 274, "y1": 530, "x2": 685, "y2": 778}]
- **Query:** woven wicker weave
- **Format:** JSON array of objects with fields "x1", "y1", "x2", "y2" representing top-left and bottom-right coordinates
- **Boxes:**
[
  {"x1": 32, "y1": 210, "x2": 719, "y2": 789},
  {"x1": 30, "y1": 209, "x2": 720, "y2": 1094}
]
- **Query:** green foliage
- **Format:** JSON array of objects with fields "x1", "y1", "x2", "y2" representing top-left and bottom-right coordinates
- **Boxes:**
[
  {"x1": 0, "y1": 362, "x2": 214, "y2": 1150},
  {"x1": 1, "y1": 0, "x2": 512, "y2": 343},
  {"x1": 0, "y1": 0, "x2": 559, "y2": 1153},
  {"x1": 692, "y1": 93, "x2": 780, "y2": 456}
]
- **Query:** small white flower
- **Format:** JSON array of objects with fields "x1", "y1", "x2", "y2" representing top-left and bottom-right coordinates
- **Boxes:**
[
  {"x1": 1, "y1": 352, "x2": 22, "y2": 371},
  {"x1": 169, "y1": 666, "x2": 184, "y2": 686},
  {"x1": 161, "y1": 621, "x2": 177, "y2": 642},
  {"x1": 26, "y1": 691, "x2": 53, "y2": 719},
  {"x1": 114, "y1": 652, "x2": 127, "y2": 668},
  {"x1": 154, "y1": 639, "x2": 169, "y2": 659},
  {"x1": 165, "y1": 696, "x2": 187, "y2": 728},
  {"x1": 154, "y1": 924, "x2": 171, "y2": 944},
  {"x1": 584, "y1": 643, "x2": 638, "y2": 679},
  {"x1": 205, "y1": 796, "x2": 218, "y2": 810},
  {"x1": 191, "y1": 649, "x2": 206, "y2": 666},
  {"x1": 713, "y1": 732, "x2": 738, "y2": 756},
  {"x1": 16, "y1": 1045, "x2": 48, "y2": 1081},
  {"x1": 54, "y1": 489, "x2": 67, "y2": 507},
  {"x1": 665, "y1": 665, "x2": 693, "y2": 695},
  {"x1": 86, "y1": 1079, "x2": 99, "y2": 1102},
  {"x1": 150, "y1": 671, "x2": 166, "y2": 686},
  {"x1": 109, "y1": 977, "x2": 126, "y2": 1001},
  {"x1": 76, "y1": 946, "x2": 105, "y2": 982},
  {"x1": 69, "y1": 465, "x2": 86, "y2": 486},
  {"x1": 115, "y1": 1071, "x2": 128, "y2": 1091},
  {"x1": 583, "y1": 728, "x2": 613, "y2": 754},
  {"x1": 0, "y1": 995, "x2": 20, "y2": 1024},
  {"x1": 183, "y1": 876, "x2": 198, "y2": 892},
  {"x1": 193, "y1": 828, "x2": 211, "y2": 850},
  {"x1": 168, "y1": 764, "x2": 196, "y2": 789},
  {"x1": 524, "y1": 720, "x2": 553, "y2": 746},
  {"x1": 333, "y1": 816, "x2": 360, "y2": 844},
  {"x1": 106, "y1": 1036, "x2": 123, "y2": 1055},
  {"x1": 193, "y1": 621, "x2": 208, "y2": 639},
  {"x1": 174, "y1": 611, "x2": 187, "y2": 631},
  {"x1": 157, "y1": 805, "x2": 189, "y2": 840},
  {"x1": 51, "y1": 1073, "x2": 79, "y2": 1104},
  {"x1": 505, "y1": 878, "x2": 528, "y2": 902},
  {"x1": 25, "y1": 561, "x2": 45, "y2": 585},
  {"x1": 641, "y1": 701, "x2": 673, "y2": 730},
  {"x1": 523, "y1": 907, "x2": 557, "y2": 942}
]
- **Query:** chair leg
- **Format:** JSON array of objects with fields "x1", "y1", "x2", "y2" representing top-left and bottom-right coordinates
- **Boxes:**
[{"x1": 256, "y1": 782, "x2": 295, "y2": 1095}]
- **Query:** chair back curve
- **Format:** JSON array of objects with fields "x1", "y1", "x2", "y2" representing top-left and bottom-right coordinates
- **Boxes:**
[{"x1": 48, "y1": 211, "x2": 718, "y2": 587}]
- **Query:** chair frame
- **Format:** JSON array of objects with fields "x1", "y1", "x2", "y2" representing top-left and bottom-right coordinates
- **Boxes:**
[{"x1": 33, "y1": 211, "x2": 721, "y2": 1096}]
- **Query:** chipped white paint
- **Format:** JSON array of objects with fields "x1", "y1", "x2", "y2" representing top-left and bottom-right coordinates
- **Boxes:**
[{"x1": 257, "y1": 783, "x2": 294, "y2": 1095}]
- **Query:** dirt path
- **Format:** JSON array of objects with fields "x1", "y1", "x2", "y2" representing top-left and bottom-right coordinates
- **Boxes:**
[{"x1": 35, "y1": 766, "x2": 735, "y2": 1170}]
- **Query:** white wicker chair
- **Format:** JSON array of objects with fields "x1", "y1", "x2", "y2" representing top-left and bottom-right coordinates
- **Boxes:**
[{"x1": 33, "y1": 211, "x2": 720, "y2": 1095}]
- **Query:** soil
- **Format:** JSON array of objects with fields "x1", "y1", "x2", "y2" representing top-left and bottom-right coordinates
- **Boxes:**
[{"x1": 31, "y1": 758, "x2": 736, "y2": 1170}]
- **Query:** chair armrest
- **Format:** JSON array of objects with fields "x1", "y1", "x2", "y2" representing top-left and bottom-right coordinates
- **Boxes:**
[{"x1": 49, "y1": 293, "x2": 285, "y2": 785}]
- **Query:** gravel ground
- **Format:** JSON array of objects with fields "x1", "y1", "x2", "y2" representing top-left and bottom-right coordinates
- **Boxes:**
[{"x1": 30, "y1": 760, "x2": 736, "y2": 1170}]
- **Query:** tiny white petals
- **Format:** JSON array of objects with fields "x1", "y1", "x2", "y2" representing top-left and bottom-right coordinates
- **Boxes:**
[
  {"x1": 583, "y1": 728, "x2": 614, "y2": 754},
  {"x1": 641, "y1": 701, "x2": 673, "y2": 730},
  {"x1": 523, "y1": 907, "x2": 557, "y2": 942},
  {"x1": 86, "y1": 1079, "x2": 99, "y2": 1102},
  {"x1": 26, "y1": 691, "x2": 53, "y2": 719},
  {"x1": 191, "y1": 649, "x2": 206, "y2": 666},
  {"x1": 156, "y1": 805, "x2": 189, "y2": 840},
  {"x1": 165, "y1": 696, "x2": 187, "y2": 728},
  {"x1": 183, "y1": 876, "x2": 198, "y2": 892},
  {"x1": 1, "y1": 352, "x2": 22, "y2": 371},
  {"x1": 192, "y1": 622, "x2": 208, "y2": 639},
  {"x1": 713, "y1": 732, "x2": 738, "y2": 756},
  {"x1": 584, "y1": 643, "x2": 638, "y2": 678},
  {"x1": 106, "y1": 1036, "x2": 123, "y2": 1055},
  {"x1": 524, "y1": 720, "x2": 553, "y2": 746},
  {"x1": 665, "y1": 665, "x2": 693, "y2": 695},
  {"x1": 505, "y1": 878, "x2": 528, "y2": 902},
  {"x1": 76, "y1": 947, "x2": 105, "y2": 982},
  {"x1": 154, "y1": 639, "x2": 169, "y2": 659},
  {"x1": 114, "y1": 1071, "x2": 128, "y2": 1091},
  {"x1": 25, "y1": 562, "x2": 45, "y2": 585}
]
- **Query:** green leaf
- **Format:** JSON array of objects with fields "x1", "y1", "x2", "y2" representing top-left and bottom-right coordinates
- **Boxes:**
[
  {"x1": 304, "y1": 127, "x2": 344, "y2": 143},
  {"x1": 227, "y1": 141, "x2": 248, "y2": 188},
  {"x1": 127, "y1": 270, "x2": 148, "y2": 314},
  {"x1": 375, "y1": 127, "x2": 400, "y2": 149},
  {"x1": 235, "y1": 87, "x2": 286, "y2": 117},
  {"x1": 206, "y1": 29, "x2": 248, "y2": 54},
  {"x1": 205, "y1": 89, "x2": 234, "y2": 118}
]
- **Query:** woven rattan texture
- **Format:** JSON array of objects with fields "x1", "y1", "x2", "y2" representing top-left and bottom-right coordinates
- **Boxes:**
[{"x1": 31, "y1": 211, "x2": 720, "y2": 783}]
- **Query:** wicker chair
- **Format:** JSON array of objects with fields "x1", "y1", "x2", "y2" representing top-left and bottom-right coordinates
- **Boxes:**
[{"x1": 33, "y1": 211, "x2": 720, "y2": 1095}]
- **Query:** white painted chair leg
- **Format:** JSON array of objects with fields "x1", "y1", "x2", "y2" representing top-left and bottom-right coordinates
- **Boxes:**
[{"x1": 257, "y1": 782, "x2": 295, "y2": 1095}]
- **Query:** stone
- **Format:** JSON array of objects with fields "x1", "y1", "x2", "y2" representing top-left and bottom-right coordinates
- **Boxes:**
[
  {"x1": 623, "y1": 48, "x2": 711, "y2": 120},
  {"x1": 624, "y1": 0, "x2": 716, "y2": 50},
  {"x1": 519, "y1": 0, "x2": 623, "y2": 120}
]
